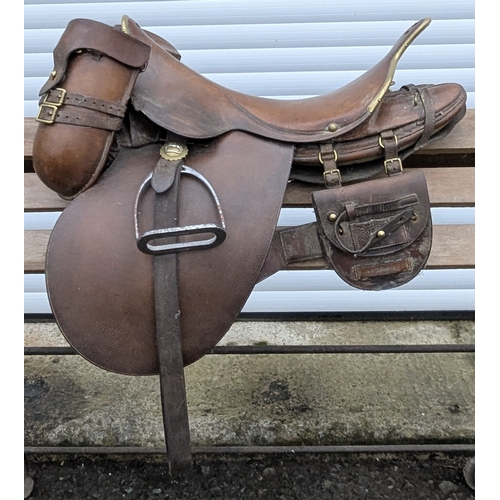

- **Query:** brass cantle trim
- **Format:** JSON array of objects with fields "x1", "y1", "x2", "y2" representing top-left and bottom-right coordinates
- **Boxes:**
[{"x1": 367, "y1": 18, "x2": 431, "y2": 113}]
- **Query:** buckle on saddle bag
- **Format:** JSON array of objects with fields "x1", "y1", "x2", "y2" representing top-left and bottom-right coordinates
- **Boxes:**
[
  {"x1": 36, "y1": 88, "x2": 67, "y2": 124},
  {"x1": 312, "y1": 170, "x2": 432, "y2": 290}
]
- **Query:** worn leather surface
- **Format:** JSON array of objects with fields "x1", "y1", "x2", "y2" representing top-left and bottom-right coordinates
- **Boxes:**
[
  {"x1": 32, "y1": 19, "x2": 150, "y2": 199},
  {"x1": 45, "y1": 133, "x2": 294, "y2": 375},
  {"x1": 35, "y1": 16, "x2": 466, "y2": 376},
  {"x1": 126, "y1": 17, "x2": 434, "y2": 143},
  {"x1": 312, "y1": 170, "x2": 432, "y2": 290}
]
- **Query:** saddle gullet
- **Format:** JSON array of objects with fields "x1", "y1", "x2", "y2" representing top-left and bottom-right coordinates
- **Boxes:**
[{"x1": 124, "y1": 16, "x2": 431, "y2": 143}]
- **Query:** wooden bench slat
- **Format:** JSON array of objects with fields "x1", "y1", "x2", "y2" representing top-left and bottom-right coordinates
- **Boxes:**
[
  {"x1": 25, "y1": 224, "x2": 475, "y2": 273},
  {"x1": 23, "y1": 110, "x2": 475, "y2": 160},
  {"x1": 25, "y1": 166, "x2": 475, "y2": 211},
  {"x1": 25, "y1": 230, "x2": 51, "y2": 273},
  {"x1": 283, "y1": 167, "x2": 474, "y2": 207},
  {"x1": 419, "y1": 109, "x2": 475, "y2": 154},
  {"x1": 287, "y1": 225, "x2": 475, "y2": 270},
  {"x1": 25, "y1": 173, "x2": 69, "y2": 211}
]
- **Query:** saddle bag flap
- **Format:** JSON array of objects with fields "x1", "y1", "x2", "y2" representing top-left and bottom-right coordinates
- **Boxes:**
[
  {"x1": 312, "y1": 170, "x2": 432, "y2": 290},
  {"x1": 32, "y1": 19, "x2": 151, "y2": 200}
]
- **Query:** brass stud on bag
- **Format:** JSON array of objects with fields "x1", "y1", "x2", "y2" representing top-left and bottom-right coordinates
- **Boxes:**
[
  {"x1": 327, "y1": 123, "x2": 339, "y2": 132},
  {"x1": 327, "y1": 212, "x2": 337, "y2": 222},
  {"x1": 377, "y1": 230, "x2": 386, "y2": 238}
]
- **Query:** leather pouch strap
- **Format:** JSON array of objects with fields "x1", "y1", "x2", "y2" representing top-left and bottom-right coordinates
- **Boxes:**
[
  {"x1": 36, "y1": 104, "x2": 124, "y2": 130},
  {"x1": 40, "y1": 89, "x2": 128, "y2": 117},
  {"x1": 257, "y1": 223, "x2": 324, "y2": 283}
]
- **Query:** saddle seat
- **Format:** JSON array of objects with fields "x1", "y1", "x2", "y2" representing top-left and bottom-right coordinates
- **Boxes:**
[{"x1": 124, "y1": 17, "x2": 463, "y2": 145}]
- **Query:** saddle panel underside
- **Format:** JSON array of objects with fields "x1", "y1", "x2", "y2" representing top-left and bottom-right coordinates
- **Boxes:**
[
  {"x1": 126, "y1": 17, "x2": 431, "y2": 143},
  {"x1": 45, "y1": 132, "x2": 294, "y2": 375}
]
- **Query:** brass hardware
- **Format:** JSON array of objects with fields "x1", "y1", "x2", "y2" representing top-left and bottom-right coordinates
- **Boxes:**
[
  {"x1": 318, "y1": 149, "x2": 338, "y2": 165},
  {"x1": 384, "y1": 157, "x2": 403, "y2": 174},
  {"x1": 35, "y1": 104, "x2": 58, "y2": 124},
  {"x1": 377, "y1": 230, "x2": 386, "y2": 238},
  {"x1": 367, "y1": 18, "x2": 431, "y2": 114},
  {"x1": 35, "y1": 88, "x2": 67, "y2": 124},
  {"x1": 327, "y1": 123, "x2": 339, "y2": 132},
  {"x1": 327, "y1": 212, "x2": 337, "y2": 222},
  {"x1": 121, "y1": 15, "x2": 130, "y2": 33},
  {"x1": 338, "y1": 227, "x2": 344, "y2": 235},
  {"x1": 44, "y1": 88, "x2": 67, "y2": 106},
  {"x1": 50, "y1": 70, "x2": 57, "y2": 79},
  {"x1": 378, "y1": 134, "x2": 398, "y2": 149},
  {"x1": 160, "y1": 142, "x2": 189, "y2": 161},
  {"x1": 411, "y1": 213, "x2": 418, "y2": 221},
  {"x1": 323, "y1": 169, "x2": 342, "y2": 185}
]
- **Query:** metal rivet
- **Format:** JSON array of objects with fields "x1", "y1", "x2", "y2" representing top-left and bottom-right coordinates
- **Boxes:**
[
  {"x1": 50, "y1": 70, "x2": 57, "y2": 79},
  {"x1": 327, "y1": 123, "x2": 339, "y2": 132},
  {"x1": 377, "y1": 230, "x2": 386, "y2": 238},
  {"x1": 411, "y1": 213, "x2": 418, "y2": 221},
  {"x1": 327, "y1": 212, "x2": 337, "y2": 222},
  {"x1": 338, "y1": 227, "x2": 344, "y2": 235}
]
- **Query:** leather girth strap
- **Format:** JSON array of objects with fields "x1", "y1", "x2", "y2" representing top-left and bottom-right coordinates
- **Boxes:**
[{"x1": 150, "y1": 133, "x2": 192, "y2": 470}]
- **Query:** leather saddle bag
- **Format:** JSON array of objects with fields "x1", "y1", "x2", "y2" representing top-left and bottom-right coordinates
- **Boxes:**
[{"x1": 312, "y1": 169, "x2": 431, "y2": 290}]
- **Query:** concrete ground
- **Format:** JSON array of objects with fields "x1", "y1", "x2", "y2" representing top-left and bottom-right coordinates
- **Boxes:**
[{"x1": 24, "y1": 320, "x2": 474, "y2": 449}]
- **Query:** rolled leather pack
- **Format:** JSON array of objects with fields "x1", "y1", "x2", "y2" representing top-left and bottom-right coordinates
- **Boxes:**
[
  {"x1": 32, "y1": 19, "x2": 151, "y2": 199},
  {"x1": 291, "y1": 82, "x2": 467, "y2": 184}
]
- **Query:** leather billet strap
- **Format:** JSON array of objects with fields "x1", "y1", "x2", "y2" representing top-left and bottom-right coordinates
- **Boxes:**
[{"x1": 141, "y1": 136, "x2": 192, "y2": 469}]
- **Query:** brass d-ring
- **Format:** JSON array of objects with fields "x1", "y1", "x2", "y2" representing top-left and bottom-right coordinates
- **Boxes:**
[
  {"x1": 318, "y1": 149, "x2": 338, "y2": 165},
  {"x1": 378, "y1": 134, "x2": 398, "y2": 149}
]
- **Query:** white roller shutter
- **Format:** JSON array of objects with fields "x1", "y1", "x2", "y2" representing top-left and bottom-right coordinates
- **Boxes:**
[{"x1": 24, "y1": 0, "x2": 475, "y2": 314}]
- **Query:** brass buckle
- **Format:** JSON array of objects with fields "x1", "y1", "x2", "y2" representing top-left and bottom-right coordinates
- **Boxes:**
[
  {"x1": 35, "y1": 103, "x2": 59, "y2": 124},
  {"x1": 43, "y1": 88, "x2": 67, "y2": 106},
  {"x1": 384, "y1": 157, "x2": 403, "y2": 174},
  {"x1": 323, "y1": 168, "x2": 342, "y2": 187},
  {"x1": 36, "y1": 88, "x2": 67, "y2": 124}
]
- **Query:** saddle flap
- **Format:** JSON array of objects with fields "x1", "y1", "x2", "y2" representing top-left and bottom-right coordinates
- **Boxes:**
[
  {"x1": 45, "y1": 133, "x2": 294, "y2": 375},
  {"x1": 312, "y1": 170, "x2": 432, "y2": 290}
]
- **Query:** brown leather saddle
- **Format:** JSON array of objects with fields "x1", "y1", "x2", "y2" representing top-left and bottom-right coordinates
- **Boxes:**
[{"x1": 33, "y1": 17, "x2": 467, "y2": 377}]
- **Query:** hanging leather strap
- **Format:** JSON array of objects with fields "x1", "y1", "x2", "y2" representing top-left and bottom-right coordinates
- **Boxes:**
[{"x1": 150, "y1": 134, "x2": 192, "y2": 472}]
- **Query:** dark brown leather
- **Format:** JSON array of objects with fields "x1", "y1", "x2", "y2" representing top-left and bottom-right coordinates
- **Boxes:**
[
  {"x1": 32, "y1": 19, "x2": 150, "y2": 199},
  {"x1": 36, "y1": 16, "x2": 468, "y2": 377},
  {"x1": 312, "y1": 170, "x2": 431, "y2": 290},
  {"x1": 46, "y1": 133, "x2": 294, "y2": 375},
  {"x1": 125, "y1": 17, "x2": 435, "y2": 143},
  {"x1": 122, "y1": 16, "x2": 466, "y2": 184}
]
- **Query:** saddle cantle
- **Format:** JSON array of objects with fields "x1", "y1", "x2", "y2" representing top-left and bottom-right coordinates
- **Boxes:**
[{"x1": 32, "y1": 16, "x2": 468, "y2": 376}]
